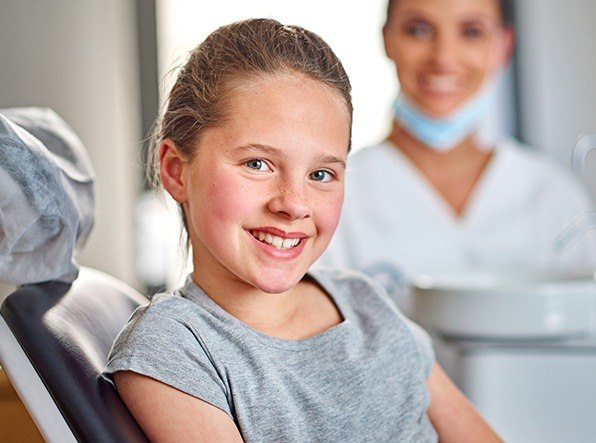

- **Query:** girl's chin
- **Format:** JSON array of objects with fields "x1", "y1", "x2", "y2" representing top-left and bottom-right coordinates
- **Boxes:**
[
  {"x1": 254, "y1": 281, "x2": 299, "y2": 295},
  {"x1": 251, "y1": 273, "x2": 305, "y2": 295}
]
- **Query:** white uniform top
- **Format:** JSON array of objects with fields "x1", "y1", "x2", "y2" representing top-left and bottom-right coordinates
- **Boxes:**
[{"x1": 318, "y1": 138, "x2": 596, "y2": 281}]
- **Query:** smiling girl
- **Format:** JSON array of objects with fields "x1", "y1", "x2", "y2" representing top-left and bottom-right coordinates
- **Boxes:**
[{"x1": 103, "y1": 18, "x2": 500, "y2": 442}]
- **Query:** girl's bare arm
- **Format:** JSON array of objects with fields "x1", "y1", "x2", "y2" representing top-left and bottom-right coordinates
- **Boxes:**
[
  {"x1": 426, "y1": 363, "x2": 503, "y2": 442},
  {"x1": 114, "y1": 371, "x2": 244, "y2": 442}
]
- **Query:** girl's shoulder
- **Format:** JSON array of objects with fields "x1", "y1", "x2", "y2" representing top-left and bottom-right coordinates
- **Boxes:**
[
  {"x1": 310, "y1": 267, "x2": 435, "y2": 377},
  {"x1": 114, "y1": 280, "x2": 224, "y2": 347},
  {"x1": 134, "y1": 290, "x2": 203, "y2": 323},
  {"x1": 309, "y1": 267, "x2": 382, "y2": 296},
  {"x1": 309, "y1": 267, "x2": 405, "y2": 320}
]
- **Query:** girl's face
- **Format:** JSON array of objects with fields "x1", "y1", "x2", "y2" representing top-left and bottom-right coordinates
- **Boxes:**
[
  {"x1": 384, "y1": 0, "x2": 513, "y2": 118},
  {"x1": 162, "y1": 74, "x2": 350, "y2": 296}
]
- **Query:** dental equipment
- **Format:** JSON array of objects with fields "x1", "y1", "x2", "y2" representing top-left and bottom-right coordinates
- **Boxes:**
[
  {"x1": 571, "y1": 132, "x2": 596, "y2": 172},
  {"x1": 553, "y1": 211, "x2": 596, "y2": 253},
  {"x1": 552, "y1": 133, "x2": 596, "y2": 253}
]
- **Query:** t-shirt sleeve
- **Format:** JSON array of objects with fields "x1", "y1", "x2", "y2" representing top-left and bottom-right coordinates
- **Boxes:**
[
  {"x1": 102, "y1": 299, "x2": 231, "y2": 417},
  {"x1": 345, "y1": 269, "x2": 436, "y2": 379},
  {"x1": 403, "y1": 317, "x2": 435, "y2": 378}
]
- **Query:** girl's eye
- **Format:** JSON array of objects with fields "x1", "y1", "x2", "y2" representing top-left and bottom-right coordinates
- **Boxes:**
[
  {"x1": 309, "y1": 170, "x2": 333, "y2": 183},
  {"x1": 245, "y1": 159, "x2": 270, "y2": 172}
]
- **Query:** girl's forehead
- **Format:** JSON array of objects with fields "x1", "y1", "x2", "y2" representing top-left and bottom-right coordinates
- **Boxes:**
[
  {"x1": 193, "y1": 74, "x2": 350, "y2": 159},
  {"x1": 224, "y1": 72, "x2": 350, "y2": 119}
]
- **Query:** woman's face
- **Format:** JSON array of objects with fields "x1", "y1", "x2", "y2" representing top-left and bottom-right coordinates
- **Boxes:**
[{"x1": 384, "y1": 0, "x2": 512, "y2": 118}]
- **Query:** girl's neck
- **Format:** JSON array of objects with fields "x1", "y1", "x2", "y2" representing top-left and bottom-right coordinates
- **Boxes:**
[{"x1": 192, "y1": 272, "x2": 343, "y2": 340}]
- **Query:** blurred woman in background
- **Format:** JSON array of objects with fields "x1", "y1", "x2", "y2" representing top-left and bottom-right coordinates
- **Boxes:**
[{"x1": 318, "y1": 0, "x2": 596, "y2": 302}]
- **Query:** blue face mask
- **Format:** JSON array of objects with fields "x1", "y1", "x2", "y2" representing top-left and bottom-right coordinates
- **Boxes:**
[{"x1": 392, "y1": 84, "x2": 496, "y2": 152}]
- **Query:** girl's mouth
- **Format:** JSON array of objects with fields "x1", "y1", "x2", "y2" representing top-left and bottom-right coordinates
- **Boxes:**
[{"x1": 250, "y1": 230, "x2": 301, "y2": 250}]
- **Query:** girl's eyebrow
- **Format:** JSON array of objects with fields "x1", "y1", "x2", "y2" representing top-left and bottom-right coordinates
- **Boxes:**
[
  {"x1": 233, "y1": 143, "x2": 347, "y2": 169},
  {"x1": 316, "y1": 154, "x2": 347, "y2": 170},
  {"x1": 233, "y1": 143, "x2": 282, "y2": 156}
]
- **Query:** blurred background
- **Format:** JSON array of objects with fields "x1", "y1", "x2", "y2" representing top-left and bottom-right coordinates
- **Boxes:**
[
  {"x1": 1, "y1": 1, "x2": 596, "y2": 440},
  {"x1": 2, "y1": 0, "x2": 596, "y2": 293}
]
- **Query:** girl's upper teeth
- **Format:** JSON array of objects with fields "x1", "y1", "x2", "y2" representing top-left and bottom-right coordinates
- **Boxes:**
[{"x1": 253, "y1": 231, "x2": 300, "y2": 250}]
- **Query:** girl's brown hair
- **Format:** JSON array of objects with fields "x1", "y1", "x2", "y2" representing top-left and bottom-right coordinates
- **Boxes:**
[{"x1": 147, "y1": 18, "x2": 353, "y2": 188}]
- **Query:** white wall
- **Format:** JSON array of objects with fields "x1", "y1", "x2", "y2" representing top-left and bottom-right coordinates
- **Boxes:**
[
  {"x1": 0, "y1": 0, "x2": 142, "y2": 287},
  {"x1": 516, "y1": 0, "x2": 596, "y2": 199}
]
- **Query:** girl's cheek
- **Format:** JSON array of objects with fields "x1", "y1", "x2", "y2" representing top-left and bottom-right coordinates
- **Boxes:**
[
  {"x1": 207, "y1": 176, "x2": 257, "y2": 219},
  {"x1": 319, "y1": 192, "x2": 345, "y2": 232}
]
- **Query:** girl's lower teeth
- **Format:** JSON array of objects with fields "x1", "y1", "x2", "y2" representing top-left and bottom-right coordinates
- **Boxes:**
[{"x1": 251, "y1": 231, "x2": 299, "y2": 249}]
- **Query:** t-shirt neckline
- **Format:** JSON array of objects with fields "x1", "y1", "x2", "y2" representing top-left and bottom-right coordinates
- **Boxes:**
[{"x1": 178, "y1": 271, "x2": 351, "y2": 351}]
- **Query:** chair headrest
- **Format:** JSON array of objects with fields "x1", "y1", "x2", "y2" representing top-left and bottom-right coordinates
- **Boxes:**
[{"x1": 0, "y1": 107, "x2": 95, "y2": 285}]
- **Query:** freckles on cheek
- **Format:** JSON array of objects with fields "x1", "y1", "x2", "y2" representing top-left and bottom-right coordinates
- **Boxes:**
[
  {"x1": 320, "y1": 194, "x2": 345, "y2": 233},
  {"x1": 207, "y1": 178, "x2": 251, "y2": 220}
]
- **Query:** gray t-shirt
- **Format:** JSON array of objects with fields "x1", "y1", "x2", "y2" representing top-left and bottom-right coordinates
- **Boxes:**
[{"x1": 104, "y1": 269, "x2": 437, "y2": 442}]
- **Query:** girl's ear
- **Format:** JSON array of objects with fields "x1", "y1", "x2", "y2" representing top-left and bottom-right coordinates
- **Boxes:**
[{"x1": 159, "y1": 139, "x2": 188, "y2": 203}]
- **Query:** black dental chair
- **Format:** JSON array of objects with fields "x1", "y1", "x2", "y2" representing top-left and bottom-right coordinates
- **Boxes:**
[{"x1": 0, "y1": 267, "x2": 149, "y2": 442}]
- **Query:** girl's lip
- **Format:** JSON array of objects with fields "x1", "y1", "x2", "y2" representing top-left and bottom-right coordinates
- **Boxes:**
[{"x1": 247, "y1": 226, "x2": 308, "y2": 239}]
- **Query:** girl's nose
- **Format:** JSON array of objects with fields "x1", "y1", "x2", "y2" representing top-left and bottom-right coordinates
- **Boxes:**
[{"x1": 267, "y1": 181, "x2": 313, "y2": 221}]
